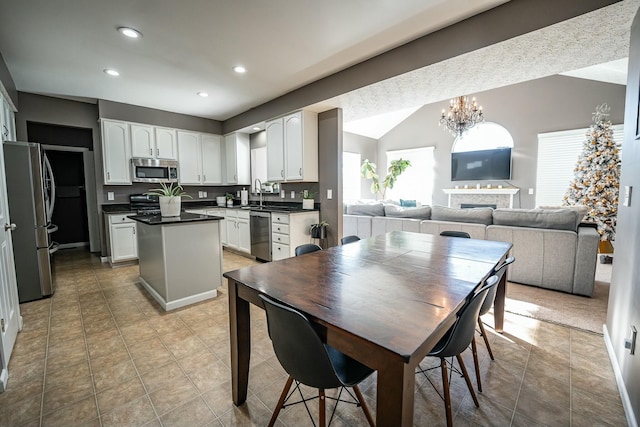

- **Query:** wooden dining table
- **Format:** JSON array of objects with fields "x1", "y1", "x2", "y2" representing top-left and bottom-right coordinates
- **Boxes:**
[{"x1": 224, "y1": 231, "x2": 512, "y2": 426}]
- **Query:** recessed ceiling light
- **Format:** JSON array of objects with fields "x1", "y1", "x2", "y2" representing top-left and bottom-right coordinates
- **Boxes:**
[
  {"x1": 233, "y1": 65, "x2": 247, "y2": 74},
  {"x1": 118, "y1": 27, "x2": 142, "y2": 39},
  {"x1": 252, "y1": 127, "x2": 261, "y2": 131},
  {"x1": 104, "y1": 69, "x2": 120, "y2": 76},
  {"x1": 197, "y1": 92, "x2": 209, "y2": 97}
]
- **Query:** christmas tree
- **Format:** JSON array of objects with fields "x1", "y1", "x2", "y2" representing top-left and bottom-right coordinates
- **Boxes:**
[{"x1": 564, "y1": 103, "x2": 621, "y2": 241}]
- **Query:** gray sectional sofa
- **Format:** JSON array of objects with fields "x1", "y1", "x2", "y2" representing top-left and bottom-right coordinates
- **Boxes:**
[{"x1": 343, "y1": 202, "x2": 600, "y2": 296}]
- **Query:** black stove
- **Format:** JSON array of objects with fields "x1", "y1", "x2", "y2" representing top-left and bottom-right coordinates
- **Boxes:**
[{"x1": 130, "y1": 194, "x2": 160, "y2": 215}]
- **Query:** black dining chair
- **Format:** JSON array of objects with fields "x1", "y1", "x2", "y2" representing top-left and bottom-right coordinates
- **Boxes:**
[
  {"x1": 341, "y1": 235, "x2": 361, "y2": 245},
  {"x1": 440, "y1": 230, "x2": 471, "y2": 238},
  {"x1": 471, "y1": 256, "x2": 516, "y2": 392},
  {"x1": 295, "y1": 243, "x2": 323, "y2": 256},
  {"x1": 417, "y1": 275, "x2": 499, "y2": 427},
  {"x1": 260, "y1": 295, "x2": 375, "y2": 427}
]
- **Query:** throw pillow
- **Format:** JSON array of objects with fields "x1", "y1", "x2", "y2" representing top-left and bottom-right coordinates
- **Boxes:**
[{"x1": 400, "y1": 199, "x2": 417, "y2": 207}]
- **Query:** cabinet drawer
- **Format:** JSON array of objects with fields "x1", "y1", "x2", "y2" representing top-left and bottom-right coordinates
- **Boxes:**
[
  {"x1": 272, "y1": 242, "x2": 289, "y2": 261},
  {"x1": 237, "y1": 209, "x2": 250, "y2": 220},
  {"x1": 206, "y1": 209, "x2": 225, "y2": 217},
  {"x1": 272, "y1": 223, "x2": 290, "y2": 235},
  {"x1": 271, "y1": 213, "x2": 290, "y2": 225},
  {"x1": 108, "y1": 214, "x2": 135, "y2": 225},
  {"x1": 271, "y1": 232, "x2": 290, "y2": 245}
]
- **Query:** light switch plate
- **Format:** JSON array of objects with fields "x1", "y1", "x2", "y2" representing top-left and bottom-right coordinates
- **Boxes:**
[
  {"x1": 327, "y1": 189, "x2": 333, "y2": 199},
  {"x1": 528, "y1": 188, "x2": 534, "y2": 195},
  {"x1": 291, "y1": 191, "x2": 295, "y2": 199},
  {"x1": 624, "y1": 185, "x2": 632, "y2": 207},
  {"x1": 280, "y1": 190, "x2": 285, "y2": 198},
  {"x1": 107, "y1": 191, "x2": 114, "y2": 201},
  {"x1": 203, "y1": 191, "x2": 207, "y2": 198}
]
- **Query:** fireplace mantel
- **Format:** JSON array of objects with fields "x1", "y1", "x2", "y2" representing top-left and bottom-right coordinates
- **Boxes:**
[{"x1": 443, "y1": 187, "x2": 520, "y2": 209}]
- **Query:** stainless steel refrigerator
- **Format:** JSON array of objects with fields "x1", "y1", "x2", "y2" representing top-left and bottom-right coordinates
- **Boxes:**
[{"x1": 3, "y1": 141, "x2": 58, "y2": 302}]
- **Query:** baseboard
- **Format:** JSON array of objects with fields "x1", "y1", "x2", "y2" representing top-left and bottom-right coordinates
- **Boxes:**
[
  {"x1": 58, "y1": 242, "x2": 89, "y2": 249},
  {"x1": 603, "y1": 325, "x2": 638, "y2": 427},
  {"x1": 100, "y1": 256, "x2": 108, "y2": 263}
]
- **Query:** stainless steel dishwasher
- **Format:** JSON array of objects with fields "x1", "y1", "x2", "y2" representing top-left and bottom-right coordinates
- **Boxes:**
[{"x1": 250, "y1": 210, "x2": 272, "y2": 261}]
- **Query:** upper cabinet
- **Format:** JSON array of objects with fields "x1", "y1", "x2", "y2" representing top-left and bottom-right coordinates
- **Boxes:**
[
  {"x1": 266, "y1": 110, "x2": 318, "y2": 182},
  {"x1": 131, "y1": 124, "x2": 178, "y2": 160},
  {"x1": 224, "y1": 133, "x2": 250, "y2": 185},
  {"x1": 177, "y1": 131, "x2": 223, "y2": 186},
  {"x1": 101, "y1": 119, "x2": 132, "y2": 185},
  {"x1": 1, "y1": 95, "x2": 16, "y2": 142}
]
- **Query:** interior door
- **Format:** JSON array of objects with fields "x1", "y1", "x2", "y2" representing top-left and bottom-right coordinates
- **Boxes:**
[{"x1": 0, "y1": 140, "x2": 22, "y2": 392}]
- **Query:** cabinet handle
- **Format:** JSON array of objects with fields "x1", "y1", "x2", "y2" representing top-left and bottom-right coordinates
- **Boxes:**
[
  {"x1": 4, "y1": 223, "x2": 16, "y2": 231},
  {"x1": 198, "y1": 175, "x2": 201, "y2": 181},
  {"x1": 203, "y1": 175, "x2": 206, "y2": 181},
  {"x1": 133, "y1": 228, "x2": 136, "y2": 235},
  {"x1": 156, "y1": 148, "x2": 159, "y2": 156},
  {"x1": 149, "y1": 148, "x2": 153, "y2": 156},
  {"x1": 1, "y1": 318, "x2": 4, "y2": 333},
  {"x1": 281, "y1": 170, "x2": 284, "y2": 178},
  {"x1": 299, "y1": 168, "x2": 302, "y2": 176},
  {"x1": 107, "y1": 172, "x2": 111, "y2": 180}
]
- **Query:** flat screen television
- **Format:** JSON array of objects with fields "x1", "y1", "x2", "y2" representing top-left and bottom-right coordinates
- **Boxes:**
[{"x1": 451, "y1": 147, "x2": 512, "y2": 181}]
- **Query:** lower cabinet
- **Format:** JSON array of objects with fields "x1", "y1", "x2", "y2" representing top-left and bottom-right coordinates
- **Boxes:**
[
  {"x1": 206, "y1": 208, "x2": 227, "y2": 245},
  {"x1": 272, "y1": 211, "x2": 319, "y2": 260},
  {"x1": 108, "y1": 214, "x2": 138, "y2": 264},
  {"x1": 224, "y1": 209, "x2": 250, "y2": 254}
]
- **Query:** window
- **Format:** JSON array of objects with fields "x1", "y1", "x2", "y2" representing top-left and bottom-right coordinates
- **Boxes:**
[
  {"x1": 452, "y1": 122, "x2": 514, "y2": 153},
  {"x1": 386, "y1": 147, "x2": 435, "y2": 205},
  {"x1": 342, "y1": 152, "x2": 361, "y2": 202},
  {"x1": 535, "y1": 125, "x2": 623, "y2": 206}
]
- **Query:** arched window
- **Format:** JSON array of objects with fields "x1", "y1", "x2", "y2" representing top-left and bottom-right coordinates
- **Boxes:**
[{"x1": 452, "y1": 122, "x2": 514, "y2": 153}]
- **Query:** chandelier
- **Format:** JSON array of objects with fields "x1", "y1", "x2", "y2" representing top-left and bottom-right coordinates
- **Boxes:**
[{"x1": 439, "y1": 96, "x2": 484, "y2": 136}]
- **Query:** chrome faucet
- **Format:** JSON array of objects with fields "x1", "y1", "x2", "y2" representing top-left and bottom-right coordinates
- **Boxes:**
[{"x1": 254, "y1": 178, "x2": 263, "y2": 207}]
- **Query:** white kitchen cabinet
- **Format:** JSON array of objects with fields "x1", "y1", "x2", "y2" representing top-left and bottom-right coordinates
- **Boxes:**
[
  {"x1": 131, "y1": 124, "x2": 178, "y2": 160},
  {"x1": 108, "y1": 214, "x2": 138, "y2": 264},
  {"x1": 224, "y1": 133, "x2": 250, "y2": 185},
  {"x1": 225, "y1": 209, "x2": 250, "y2": 253},
  {"x1": 1, "y1": 96, "x2": 15, "y2": 141},
  {"x1": 271, "y1": 211, "x2": 319, "y2": 260},
  {"x1": 206, "y1": 208, "x2": 227, "y2": 244},
  {"x1": 266, "y1": 110, "x2": 318, "y2": 182},
  {"x1": 201, "y1": 134, "x2": 223, "y2": 185},
  {"x1": 154, "y1": 127, "x2": 178, "y2": 160},
  {"x1": 177, "y1": 131, "x2": 222, "y2": 185},
  {"x1": 101, "y1": 120, "x2": 132, "y2": 185}
]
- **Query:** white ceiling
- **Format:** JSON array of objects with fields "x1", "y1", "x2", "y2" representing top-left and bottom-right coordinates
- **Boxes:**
[
  {"x1": 0, "y1": 0, "x2": 636, "y2": 139},
  {"x1": 0, "y1": 0, "x2": 507, "y2": 120}
]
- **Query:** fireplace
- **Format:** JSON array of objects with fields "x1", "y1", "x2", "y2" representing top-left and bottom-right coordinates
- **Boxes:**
[{"x1": 443, "y1": 188, "x2": 520, "y2": 208}]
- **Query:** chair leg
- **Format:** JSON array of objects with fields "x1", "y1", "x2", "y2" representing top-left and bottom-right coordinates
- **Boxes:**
[
  {"x1": 455, "y1": 354, "x2": 479, "y2": 408},
  {"x1": 478, "y1": 317, "x2": 495, "y2": 360},
  {"x1": 319, "y1": 388, "x2": 326, "y2": 427},
  {"x1": 440, "y1": 358, "x2": 453, "y2": 427},
  {"x1": 471, "y1": 336, "x2": 482, "y2": 393},
  {"x1": 353, "y1": 385, "x2": 375, "y2": 427},
  {"x1": 268, "y1": 376, "x2": 294, "y2": 427}
]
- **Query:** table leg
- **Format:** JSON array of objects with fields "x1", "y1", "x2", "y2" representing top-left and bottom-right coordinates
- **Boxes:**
[
  {"x1": 494, "y1": 271, "x2": 507, "y2": 333},
  {"x1": 375, "y1": 360, "x2": 415, "y2": 427},
  {"x1": 229, "y1": 279, "x2": 250, "y2": 405}
]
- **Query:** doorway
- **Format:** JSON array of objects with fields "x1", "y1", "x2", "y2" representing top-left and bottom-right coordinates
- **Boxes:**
[{"x1": 26, "y1": 122, "x2": 100, "y2": 252}]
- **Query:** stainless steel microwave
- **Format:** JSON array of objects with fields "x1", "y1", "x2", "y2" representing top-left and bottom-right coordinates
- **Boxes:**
[{"x1": 131, "y1": 158, "x2": 179, "y2": 183}]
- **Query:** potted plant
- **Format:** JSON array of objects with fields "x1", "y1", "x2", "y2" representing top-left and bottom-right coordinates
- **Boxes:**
[
  {"x1": 226, "y1": 192, "x2": 235, "y2": 207},
  {"x1": 146, "y1": 182, "x2": 192, "y2": 217},
  {"x1": 302, "y1": 191, "x2": 315, "y2": 210},
  {"x1": 310, "y1": 221, "x2": 329, "y2": 239},
  {"x1": 361, "y1": 158, "x2": 411, "y2": 199}
]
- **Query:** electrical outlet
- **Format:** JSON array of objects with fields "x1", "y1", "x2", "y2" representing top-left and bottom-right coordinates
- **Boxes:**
[
  {"x1": 203, "y1": 191, "x2": 207, "y2": 198},
  {"x1": 528, "y1": 188, "x2": 534, "y2": 195},
  {"x1": 291, "y1": 191, "x2": 295, "y2": 199},
  {"x1": 280, "y1": 190, "x2": 285, "y2": 198},
  {"x1": 198, "y1": 191, "x2": 203, "y2": 198},
  {"x1": 303, "y1": 190, "x2": 308, "y2": 198},
  {"x1": 107, "y1": 192, "x2": 114, "y2": 201},
  {"x1": 327, "y1": 189, "x2": 333, "y2": 199}
]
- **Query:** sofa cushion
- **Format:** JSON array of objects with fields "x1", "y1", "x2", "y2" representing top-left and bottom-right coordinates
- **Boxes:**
[
  {"x1": 492, "y1": 208, "x2": 578, "y2": 231},
  {"x1": 384, "y1": 205, "x2": 431, "y2": 219},
  {"x1": 538, "y1": 205, "x2": 588, "y2": 230},
  {"x1": 345, "y1": 202, "x2": 385, "y2": 216},
  {"x1": 431, "y1": 206, "x2": 493, "y2": 225}
]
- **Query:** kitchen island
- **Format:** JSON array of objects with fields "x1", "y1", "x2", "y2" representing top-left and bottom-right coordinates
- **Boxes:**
[{"x1": 129, "y1": 212, "x2": 224, "y2": 311}]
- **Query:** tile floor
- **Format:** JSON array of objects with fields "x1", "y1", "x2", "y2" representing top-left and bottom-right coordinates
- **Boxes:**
[{"x1": 0, "y1": 248, "x2": 628, "y2": 427}]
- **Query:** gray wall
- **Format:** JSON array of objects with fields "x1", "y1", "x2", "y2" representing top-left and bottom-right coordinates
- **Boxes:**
[
  {"x1": 344, "y1": 131, "x2": 377, "y2": 200},
  {"x1": 377, "y1": 75, "x2": 626, "y2": 208},
  {"x1": 318, "y1": 109, "x2": 343, "y2": 247},
  {"x1": 606, "y1": 7, "x2": 640, "y2": 425},
  {"x1": 0, "y1": 52, "x2": 17, "y2": 108}
]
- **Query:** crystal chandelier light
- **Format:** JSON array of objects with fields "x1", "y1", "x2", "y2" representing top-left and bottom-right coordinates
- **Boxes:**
[{"x1": 439, "y1": 96, "x2": 484, "y2": 136}]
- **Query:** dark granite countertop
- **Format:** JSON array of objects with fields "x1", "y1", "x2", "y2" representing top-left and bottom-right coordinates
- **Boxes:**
[
  {"x1": 102, "y1": 204, "x2": 135, "y2": 214},
  {"x1": 128, "y1": 212, "x2": 223, "y2": 225}
]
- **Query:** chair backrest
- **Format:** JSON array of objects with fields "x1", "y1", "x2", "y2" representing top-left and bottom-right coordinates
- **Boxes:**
[
  {"x1": 429, "y1": 275, "x2": 499, "y2": 358},
  {"x1": 440, "y1": 230, "x2": 471, "y2": 238},
  {"x1": 260, "y1": 295, "x2": 343, "y2": 389},
  {"x1": 479, "y1": 256, "x2": 516, "y2": 316},
  {"x1": 341, "y1": 235, "x2": 361, "y2": 245},
  {"x1": 295, "y1": 243, "x2": 323, "y2": 256}
]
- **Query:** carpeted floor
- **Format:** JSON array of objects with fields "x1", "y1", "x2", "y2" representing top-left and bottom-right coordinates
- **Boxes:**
[{"x1": 503, "y1": 262, "x2": 612, "y2": 334}]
